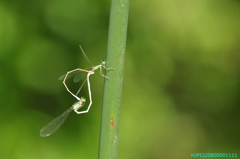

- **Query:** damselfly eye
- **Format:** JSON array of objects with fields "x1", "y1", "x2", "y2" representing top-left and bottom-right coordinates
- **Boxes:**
[
  {"x1": 81, "y1": 97, "x2": 86, "y2": 103},
  {"x1": 101, "y1": 60, "x2": 106, "y2": 65}
]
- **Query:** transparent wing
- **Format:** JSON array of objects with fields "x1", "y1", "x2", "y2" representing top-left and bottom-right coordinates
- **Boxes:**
[
  {"x1": 59, "y1": 70, "x2": 88, "y2": 83},
  {"x1": 73, "y1": 72, "x2": 87, "y2": 83},
  {"x1": 58, "y1": 70, "x2": 83, "y2": 81},
  {"x1": 76, "y1": 77, "x2": 87, "y2": 96},
  {"x1": 79, "y1": 45, "x2": 92, "y2": 66},
  {"x1": 40, "y1": 107, "x2": 73, "y2": 137}
]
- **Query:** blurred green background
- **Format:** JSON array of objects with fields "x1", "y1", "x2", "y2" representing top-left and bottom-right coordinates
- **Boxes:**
[{"x1": 0, "y1": 0, "x2": 240, "y2": 158}]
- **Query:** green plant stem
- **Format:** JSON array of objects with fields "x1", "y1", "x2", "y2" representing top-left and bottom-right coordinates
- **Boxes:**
[{"x1": 98, "y1": 0, "x2": 129, "y2": 158}]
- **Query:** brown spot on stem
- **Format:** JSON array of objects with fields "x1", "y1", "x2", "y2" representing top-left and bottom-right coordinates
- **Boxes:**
[{"x1": 110, "y1": 119, "x2": 114, "y2": 127}]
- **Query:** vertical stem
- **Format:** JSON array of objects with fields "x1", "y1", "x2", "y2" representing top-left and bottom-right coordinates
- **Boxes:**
[{"x1": 98, "y1": 0, "x2": 129, "y2": 158}]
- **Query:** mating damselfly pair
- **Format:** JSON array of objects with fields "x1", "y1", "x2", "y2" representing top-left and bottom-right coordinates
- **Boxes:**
[{"x1": 40, "y1": 45, "x2": 113, "y2": 137}]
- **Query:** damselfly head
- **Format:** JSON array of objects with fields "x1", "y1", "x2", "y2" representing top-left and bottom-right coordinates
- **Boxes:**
[
  {"x1": 101, "y1": 60, "x2": 106, "y2": 65},
  {"x1": 80, "y1": 97, "x2": 86, "y2": 103}
]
